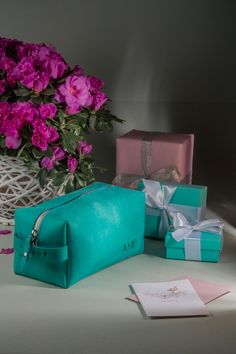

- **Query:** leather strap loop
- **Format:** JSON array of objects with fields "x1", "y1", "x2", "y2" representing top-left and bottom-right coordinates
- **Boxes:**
[{"x1": 14, "y1": 235, "x2": 68, "y2": 262}]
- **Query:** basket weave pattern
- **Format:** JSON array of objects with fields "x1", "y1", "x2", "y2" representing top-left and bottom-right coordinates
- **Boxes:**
[{"x1": 0, "y1": 156, "x2": 56, "y2": 225}]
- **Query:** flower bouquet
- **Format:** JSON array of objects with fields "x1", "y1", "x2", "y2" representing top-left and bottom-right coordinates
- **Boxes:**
[
  {"x1": 0, "y1": 37, "x2": 122, "y2": 222},
  {"x1": 0, "y1": 37, "x2": 122, "y2": 191}
]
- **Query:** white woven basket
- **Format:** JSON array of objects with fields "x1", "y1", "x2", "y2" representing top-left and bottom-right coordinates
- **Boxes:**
[{"x1": 0, "y1": 155, "x2": 56, "y2": 225}]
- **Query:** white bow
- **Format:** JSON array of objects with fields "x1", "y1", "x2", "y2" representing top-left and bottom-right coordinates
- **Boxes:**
[
  {"x1": 143, "y1": 179, "x2": 177, "y2": 237},
  {"x1": 172, "y1": 213, "x2": 224, "y2": 242}
]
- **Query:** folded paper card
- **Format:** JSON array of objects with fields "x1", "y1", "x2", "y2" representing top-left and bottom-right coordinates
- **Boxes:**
[
  {"x1": 127, "y1": 275, "x2": 231, "y2": 304},
  {"x1": 131, "y1": 279, "x2": 209, "y2": 317},
  {"x1": 14, "y1": 182, "x2": 145, "y2": 288},
  {"x1": 165, "y1": 213, "x2": 223, "y2": 262},
  {"x1": 138, "y1": 179, "x2": 207, "y2": 239},
  {"x1": 115, "y1": 130, "x2": 194, "y2": 187}
]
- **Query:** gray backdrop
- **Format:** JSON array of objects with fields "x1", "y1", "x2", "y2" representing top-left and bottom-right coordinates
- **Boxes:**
[{"x1": 0, "y1": 0, "x2": 235, "y2": 224}]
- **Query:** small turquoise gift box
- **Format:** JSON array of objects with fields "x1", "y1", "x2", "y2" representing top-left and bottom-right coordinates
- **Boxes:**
[
  {"x1": 137, "y1": 179, "x2": 207, "y2": 239},
  {"x1": 165, "y1": 213, "x2": 224, "y2": 262}
]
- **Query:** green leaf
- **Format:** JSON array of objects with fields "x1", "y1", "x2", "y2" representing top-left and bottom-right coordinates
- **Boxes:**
[
  {"x1": 21, "y1": 149, "x2": 32, "y2": 162},
  {"x1": 76, "y1": 112, "x2": 89, "y2": 119},
  {"x1": 32, "y1": 148, "x2": 45, "y2": 160},
  {"x1": 75, "y1": 174, "x2": 87, "y2": 188},
  {"x1": 16, "y1": 143, "x2": 27, "y2": 158},
  {"x1": 31, "y1": 96, "x2": 42, "y2": 104},
  {"x1": 65, "y1": 176, "x2": 75, "y2": 193},
  {"x1": 41, "y1": 87, "x2": 55, "y2": 96},
  {"x1": 32, "y1": 147, "x2": 53, "y2": 160},
  {"x1": 89, "y1": 114, "x2": 97, "y2": 130},
  {"x1": 38, "y1": 169, "x2": 48, "y2": 188},
  {"x1": 62, "y1": 131, "x2": 78, "y2": 153},
  {"x1": 0, "y1": 95, "x2": 8, "y2": 101},
  {"x1": 53, "y1": 172, "x2": 67, "y2": 187},
  {"x1": 82, "y1": 156, "x2": 94, "y2": 163},
  {"x1": 0, "y1": 136, "x2": 5, "y2": 148},
  {"x1": 14, "y1": 88, "x2": 31, "y2": 97}
]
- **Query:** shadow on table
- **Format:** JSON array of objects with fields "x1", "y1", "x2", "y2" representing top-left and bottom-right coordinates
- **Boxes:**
[
  {"x1": 0, "y1": 258, "x2": 61, "y2": 289},
  {"x1": 144, "y1": 238, "x2": 166, "y2": 258}
]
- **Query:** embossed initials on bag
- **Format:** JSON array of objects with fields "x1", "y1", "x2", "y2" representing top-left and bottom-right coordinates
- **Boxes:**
[{"x1": 122, "y1": 239, "x2": 137, "y2": 252}]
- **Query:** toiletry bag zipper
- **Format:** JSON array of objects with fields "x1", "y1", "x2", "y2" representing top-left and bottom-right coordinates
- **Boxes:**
[{"x1": 30, "y1": 185, "x2": 111, "y2": 246}]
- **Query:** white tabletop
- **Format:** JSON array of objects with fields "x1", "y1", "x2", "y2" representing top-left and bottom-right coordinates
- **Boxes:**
[{"x1": 0, "y1": 224, "x2": 236, "y2": 354}]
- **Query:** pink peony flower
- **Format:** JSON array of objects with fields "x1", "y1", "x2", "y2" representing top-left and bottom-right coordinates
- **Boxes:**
[
  {"x1": 39, "y1": 103, "x2": 57, "y2": 119},
  {"x1": 73, "y1": 65, "x2": 84, "y2": 76},
  {"x1": 21, "y1": 71, "x2": 50, "y2": 93},
  {"x1": 33, "y1": 120, "x2": 51, "y2": 141},
  {"x1": 0, "y1": 101, "x2": 10, "y2": 117},
  {"x1": 35, "y1": 44, "x2": 53, "y2": 61},
  {"x1": 87, "y1": 76, "x2": 104, "y2": 92},
  {"x1": 48, "y1": 126, "x2": 59, "y2": 142},
  {"x1": 32, "y1": 72, "x2": 50, "y2": 92},
  {"x1": 0, "y1": 80, "x2": 6, "y2": 95},
  {"x1": 11, "y1": 101, "x2": 38, "y2": 124},
  {"x1": 55, "y1": 75, "x2": 91, "y2": 114},
  {"x1": 66, "y1": 104, "x2": 82, "y2": 115},
  {"x1": 0, "y1": 56, "x2": 16, "y2": 72},
  {"x1": 32, "y1": 132, "x2": 48, "y2": 151},
  {"x1": 4, "y1": 123, "x2": 20, "y2": 138},
  {"x1": 5, "y1": 135, "x2": 21, "y2": 149},
  {"x1": 79, "y1": 141, "x2": 93, "y2": 155},
  {"x1": 67, "y1": 156, "x2": 78, "y2": 173},
  {"x1": 17, "y1": 43, "x2": 36, "y2": 59},
  {"x1": 12, "y1": 56, "x2": 50, "y2": 93},
  {"x1": 43, "y1": 55, "x2": 68, "y2": 79},
  {"x1": 12, "y1": 57, "x2": 35, "y2": 81},
  {"x1": 0, "y1": 102, "x2": 10, "y2": 134},
  {"x1": 91, "y1": 91, "x2": 108, "y2": 111}
]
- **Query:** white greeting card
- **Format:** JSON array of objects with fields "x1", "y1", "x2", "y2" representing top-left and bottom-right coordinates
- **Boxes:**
[{"x1": 131, "y1": 279, "x2": 209, "y2": 317}]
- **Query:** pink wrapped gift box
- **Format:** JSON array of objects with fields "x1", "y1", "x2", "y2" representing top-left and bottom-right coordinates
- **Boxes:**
[{"x1": 116, "y1": 130, "x2": 194, "y2": 184}]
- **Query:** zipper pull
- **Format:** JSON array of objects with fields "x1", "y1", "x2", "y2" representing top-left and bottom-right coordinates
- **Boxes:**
[
  {"x1": 31, "y1": 229, "x2": 38, "y2": 246},
  {"x1": 18, "y1": 235, "x2": 32, "y2": 272}
]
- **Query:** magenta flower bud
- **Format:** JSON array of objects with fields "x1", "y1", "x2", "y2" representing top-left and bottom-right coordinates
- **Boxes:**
[
  {"x1": 67, "y1": 156, "x2": 78, "y2": 173},
  {"x1": 48, "y1": 126, "x2": 59, "y2": 142},
  {"x1": 79, "y1": 141, "x2": 93, "y2": 155},
  {"x1": 91, "y1": 91, "x2": 108, "y2": 111},
  {"x1": 52, "y1": 146, "x2": 66, "y2": 161},
  {"x1": 41, "y1": 156, "x2": 55, "y2": 171},
  {"x1": 87, "y1": 76, "x2": 104, "y2": 92},
  {"x1": 73, "y1": 65, "x2": 84, "y2": 76},
  {"x1": 5, "y1": 135, "x2": 21, "y2": 149}
]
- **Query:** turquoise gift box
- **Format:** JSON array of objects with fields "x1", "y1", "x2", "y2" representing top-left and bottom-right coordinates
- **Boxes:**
[
  {"x1": 137, "y1": 179, "x2": 207, "y2": 239},
  {"x1": 14, "y1": 182, "x2": 145, "y2": 288},
  {"x1": 165, "y1": 229, "x2": 223, "y2": 262},
  {"x1": 164, "y1": 213, "x2": 223, "y2": 262}
]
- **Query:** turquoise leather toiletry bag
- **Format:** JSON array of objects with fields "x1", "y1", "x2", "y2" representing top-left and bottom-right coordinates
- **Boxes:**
[{"x1": 14, "y1": 182, "x2": 145, "y2": 288}]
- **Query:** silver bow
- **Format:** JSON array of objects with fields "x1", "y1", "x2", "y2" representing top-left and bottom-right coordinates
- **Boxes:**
[
  {"x1": 172, "y1": 213, "x2": 224, "y2": 242},
  {"x1": 143, "y1": 179, "x2": 177, "y2": 238},
  {"x1": 113, "y1": 166, "x2": 181, "y2": 189}
]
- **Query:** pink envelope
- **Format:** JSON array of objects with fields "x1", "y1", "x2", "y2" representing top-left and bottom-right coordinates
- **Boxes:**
[
  {"x1": 116, "y1": 130, "x2": 194, "y2": 183},
  {"x1": 127, "y1": 275, "x2": 231, "y2": 304}
]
